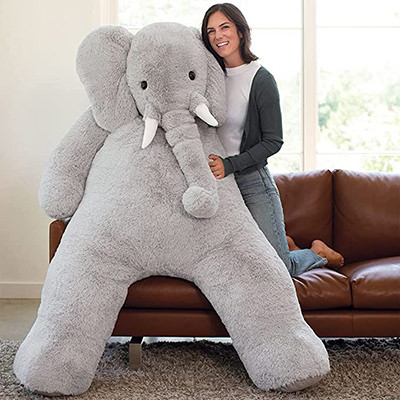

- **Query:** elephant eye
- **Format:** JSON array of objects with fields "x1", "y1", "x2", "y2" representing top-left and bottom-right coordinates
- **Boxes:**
[
  {"x1": 141, "y1": 81, "x2": 148, "y2": 90},
  {"x1": 189, "y1": 71, "x2": 196, "y2": 80}
]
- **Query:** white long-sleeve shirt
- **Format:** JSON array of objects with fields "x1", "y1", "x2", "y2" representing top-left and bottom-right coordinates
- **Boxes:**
[{"x1": 217, "y1": 61, "x2": 261, "y2": 157}]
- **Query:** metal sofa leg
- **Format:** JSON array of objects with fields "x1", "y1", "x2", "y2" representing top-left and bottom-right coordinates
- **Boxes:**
[{"x1": 129, "y1": 336, "x2": 143, "y2": 370}]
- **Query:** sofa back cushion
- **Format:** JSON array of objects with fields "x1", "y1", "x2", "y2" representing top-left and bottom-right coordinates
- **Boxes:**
[
  {"x1": 273, "y1": 170, "x2": 333, "y2": 248},
  {"x1": 333, "y1": 169, "x2": 400, "y2": 263}
]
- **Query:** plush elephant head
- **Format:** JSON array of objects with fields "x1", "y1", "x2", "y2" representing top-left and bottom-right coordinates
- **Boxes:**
[
  {"x1": 77, "y1": 23, "x2": 226, "y2": 218},
  {"x1": 126, "y1": 23, "x2": 226, "y2": 147}
]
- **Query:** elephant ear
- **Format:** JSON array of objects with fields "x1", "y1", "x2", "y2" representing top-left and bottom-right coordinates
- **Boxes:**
[
  {"x1": 76, "y1": 26, "x2": 138, "y2": 132},
  {"x1": 190, "y1": 27, "x2": 227, "y2": 126}
]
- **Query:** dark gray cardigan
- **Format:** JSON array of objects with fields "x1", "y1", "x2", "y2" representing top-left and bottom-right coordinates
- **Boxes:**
[{"x1": 222, "y1": 66, "x2": 283, "y2": 176}]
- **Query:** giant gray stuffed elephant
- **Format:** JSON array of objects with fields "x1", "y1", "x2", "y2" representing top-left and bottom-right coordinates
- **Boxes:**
[{"x1": 14, "y1": 23, "x2": 329, "y2": 396}]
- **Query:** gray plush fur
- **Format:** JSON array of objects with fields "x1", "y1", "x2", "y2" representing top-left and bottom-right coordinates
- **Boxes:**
[{"x1": 14, "y1": 23, "x2": 330, "y2": 396}]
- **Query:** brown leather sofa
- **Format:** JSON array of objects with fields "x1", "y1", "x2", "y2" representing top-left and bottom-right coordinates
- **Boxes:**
[{"x1": 49, "y1": 169, "x2": 400, "y2": 342}]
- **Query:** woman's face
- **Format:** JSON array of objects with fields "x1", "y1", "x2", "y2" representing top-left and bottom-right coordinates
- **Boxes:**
[{"x1": 206, "y1": 11, "x2": 244, "y2": 67}]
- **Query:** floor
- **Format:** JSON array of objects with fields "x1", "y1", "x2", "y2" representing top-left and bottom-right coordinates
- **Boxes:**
[
  {"x1": 0, "y1": 299, "x2": 232, "y2": 344},
  {"x1": 0, "y1": 299, "x2": 41, "y2": 341}
]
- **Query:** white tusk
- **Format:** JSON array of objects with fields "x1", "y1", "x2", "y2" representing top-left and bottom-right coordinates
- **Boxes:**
[
  {"x1": 142, "y1": 117, "x2": 158, "y2": 149},
  {"x1": 194, "y1": 103, "x2": 218, "y2": 127}
]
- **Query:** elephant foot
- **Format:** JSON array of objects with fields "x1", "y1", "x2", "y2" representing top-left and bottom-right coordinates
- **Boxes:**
[
  {"x1": 13, "y1": 333, "x2": 95, "y2": 396},
  {"x1": 249, "y1": 357, "x2": 329, "y2": 393},
  {"x1": 32, "y1": 390, "x2": 63, "y2": 397},
  {"x1": 182, "y1": 186, "x2": 219, "y2": 218},
  {"x1": 275, "y1": 374, "x2": 323, "y2": 392},
  {"x1": 242, "y1": 326, "x2": 330, "y2": 392}
]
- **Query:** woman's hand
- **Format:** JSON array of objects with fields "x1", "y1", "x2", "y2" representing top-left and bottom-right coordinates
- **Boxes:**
[{"x1": 208, "y1": 154, "x2": 225, "y2": 179}]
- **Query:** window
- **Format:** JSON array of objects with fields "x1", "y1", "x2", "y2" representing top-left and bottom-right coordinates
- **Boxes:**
[
  {"x1": 317, "y1": 0, "x2": 400, "y2": 172},
  {"x1": 117, "y1": 0, "x2": 400, "y2": 173}
]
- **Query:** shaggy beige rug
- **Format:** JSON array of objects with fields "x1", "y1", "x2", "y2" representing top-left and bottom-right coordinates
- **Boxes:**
[{"x1": 1, "y1": 338, "x2": 399, "y2": 399}]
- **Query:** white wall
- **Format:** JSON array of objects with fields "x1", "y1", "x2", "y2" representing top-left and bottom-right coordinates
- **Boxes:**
[{"x1": 0, "y1": 0, "x2": 115, "y2": 298}]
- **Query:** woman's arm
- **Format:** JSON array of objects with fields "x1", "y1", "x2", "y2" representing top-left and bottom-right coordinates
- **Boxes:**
[{"x1": 221, "y1": 71, "x2": 283, "y2": 176}]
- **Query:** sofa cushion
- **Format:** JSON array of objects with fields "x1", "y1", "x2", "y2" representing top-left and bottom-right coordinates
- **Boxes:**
[
  {"x1": 292, "y1": 268, "x2": 351, "y2": 310},
  {"x1": 273, "y1": 170, "x2": 333, "y2": 249},
  {"x1": 333, "y1": 169, "x2": 400, "y2": 263},
  {"x1": 124, "y1": 276, "x2": 213, "y2": 309},
  {"x1": 340, "y1": 257, "x2": 400, "y2": 309},
  {"x1": 124, "y1": 268, "x2": 351, "y2": 312}
]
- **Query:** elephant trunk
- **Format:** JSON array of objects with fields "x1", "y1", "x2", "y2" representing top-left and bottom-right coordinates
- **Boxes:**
[{"x1": 161, "y1": 109, "x2": 219, "y2": 219}]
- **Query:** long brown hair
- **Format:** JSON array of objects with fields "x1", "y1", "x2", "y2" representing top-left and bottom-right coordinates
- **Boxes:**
[{"x1": 201, "y1": 3, "x2": 258, "y2": 72}]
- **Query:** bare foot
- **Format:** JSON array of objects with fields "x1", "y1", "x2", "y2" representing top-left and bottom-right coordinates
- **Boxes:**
[
  {"x1": 311, "y1": 239, "x2": 344, "y2": 268},
  {"x1": 286, "y1": 236, "x2": 301, "y2": 251}
]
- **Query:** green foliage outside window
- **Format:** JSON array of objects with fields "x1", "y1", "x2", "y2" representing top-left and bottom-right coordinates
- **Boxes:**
[{"x1": 318, "y1": 68, "x2": 400, "y2": 172}]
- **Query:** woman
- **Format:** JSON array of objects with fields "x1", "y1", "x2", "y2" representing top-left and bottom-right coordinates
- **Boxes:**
[{"x1": 201, "y1": 3, "x2": 344, "y2": 276}]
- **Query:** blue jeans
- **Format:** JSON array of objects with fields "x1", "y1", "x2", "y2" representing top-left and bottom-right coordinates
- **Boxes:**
[{"x1": 235, "y1": 166, "x2": 327, "y2": 277}]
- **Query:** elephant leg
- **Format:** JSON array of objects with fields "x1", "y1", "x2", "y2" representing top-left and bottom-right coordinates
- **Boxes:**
[
  {"x1": 192, "y1": 236, "x2": 330, "y2": 392},
  {"x1": 13, "y1": 248, "x2": 142, "y2": 396}
]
